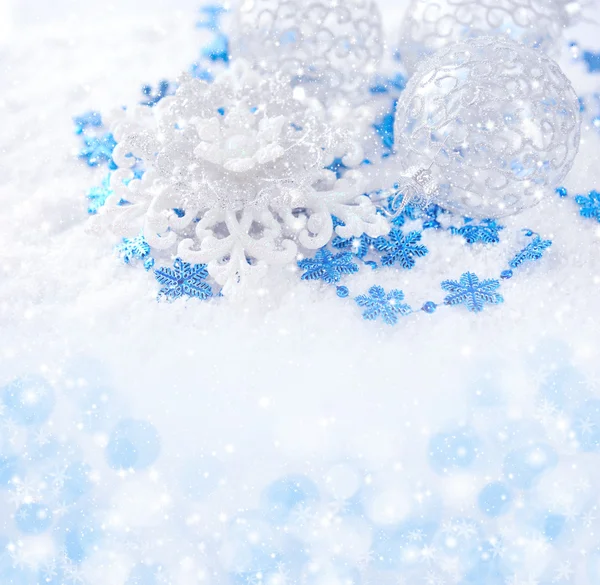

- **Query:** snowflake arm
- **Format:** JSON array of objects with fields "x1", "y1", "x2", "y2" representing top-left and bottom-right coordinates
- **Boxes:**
[
  {"x1": 575, "y1": 190, "x2": 600, "y2": 222},
  {"x1": 509, "y1": 236, "x2": 552, "y2": 269},
  {"x1": 441, "y1": 272, "x2": 503, "y2": 313}
]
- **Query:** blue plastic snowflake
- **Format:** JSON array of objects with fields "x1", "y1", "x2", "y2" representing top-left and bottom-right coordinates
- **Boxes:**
[
  {"x1": 355, "y1": 285, "x2": 412, "y2": 325},
  {"x1": 79, "y1": 133, "x2": 117, "y2": 168},
  {"x1": 450, "y1": 219, "x2": 504, "y2": 244},
  {"x1": 116, "y1": 234, "x2": 151, "y2": 266},
  {"x1": 509, "y1": 235, "x2": 552, "y2": 269},
  {"x1": 441, "y1": 272, "x2": 504, "y2": 313},
  {"x1": 140, "y1": 81, "x2": 176, "y2": 107},
  {"x1": 73, "y1": 111, "x2": 103, "y2": 135},
  {"x1": 575, "y1": 190, "x2": 600, "y2": 222},
  {"x1": 298, "y1": 249, "x2": 359, "y2": 284},
  {"x1": 374, "y1": 229, "x2": 428, "y2": 269},
  {"x1": 154, "y1": 259, "x2": 213, "y2": 301},
  {"x1": 87, "y1": 174, "x2": 113, "y2": 215}
]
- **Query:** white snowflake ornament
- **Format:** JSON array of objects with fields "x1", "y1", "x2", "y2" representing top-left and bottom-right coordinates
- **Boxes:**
[{"x1": 98, "y1": 60, "x2": 388, "y2": 296}]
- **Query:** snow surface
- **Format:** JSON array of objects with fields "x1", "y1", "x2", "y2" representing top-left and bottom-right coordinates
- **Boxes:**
[{"x1": 1, "y1": 0, "x2": 600, "y2": 584}]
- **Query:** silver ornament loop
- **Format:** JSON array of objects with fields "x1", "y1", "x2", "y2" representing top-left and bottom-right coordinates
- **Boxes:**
[
  {"x1": 232, "y1": 0, "x2": 383, "y2": 104},
  {"x1": 399, "y1": 0, "x2": 576, "y2": 74},
  {"x1": 394, "y1": 37, "x2": 581, "y2": 219}
]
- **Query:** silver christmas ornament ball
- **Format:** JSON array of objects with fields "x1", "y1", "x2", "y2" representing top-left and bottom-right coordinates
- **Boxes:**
[
  {"x1": 393, "y1": 36, "x2": 581, "y2": 219},
  {"x1": 399, "y1": 0, "x2": 580, "y2": 75},
  {"x1": 232, "y1": 0, "x2": 383, "y2": 104}
]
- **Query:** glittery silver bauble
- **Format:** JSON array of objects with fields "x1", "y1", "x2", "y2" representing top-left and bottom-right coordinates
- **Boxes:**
[
  {"x1": 399, "y1": 0, "x2": 579, "y2": 74},
  {"x1": 393, "y1": 37, "x2": 581, "y2": 218},
  {"x1": 232, "y1": 0, "x2": 383, "y2": 104}
]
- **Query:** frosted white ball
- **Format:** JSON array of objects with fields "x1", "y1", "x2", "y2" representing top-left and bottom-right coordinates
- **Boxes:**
[
  {"x1": 394, "y1": 37, "x2": 581, "y2": 218},
  {"x1": 399, "y1": 0, "x2": 578, "y2": 74},
  {"x1": 233, "y1": 0, "x2": 383, "y2": 104}
]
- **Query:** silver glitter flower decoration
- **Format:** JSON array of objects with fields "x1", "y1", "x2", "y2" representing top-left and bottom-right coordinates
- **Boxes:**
[{"x1": 98, "y1": 60, "x2": 388, "y2": 296}]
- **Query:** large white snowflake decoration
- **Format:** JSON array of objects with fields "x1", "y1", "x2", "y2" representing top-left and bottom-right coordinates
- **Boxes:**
[
  {"x1": 98, "y1": 60, "x2": 388, "y2": 296},
  {"x1": 232, "y1": 0, "x2": 383, "y2": 105}
]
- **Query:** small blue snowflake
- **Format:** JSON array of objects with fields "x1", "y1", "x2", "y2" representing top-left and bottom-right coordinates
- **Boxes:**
[
  {"x1": 79, "y1": 133, "x2": 117, "y2": 168},
  {"x1": 374, "y1": 229, "x2": 428, "y2": 269},
  {"x1": 355, "y1": 285, "x2": 412, "y2": 325},
  {"x1": 509, "y1": 235, "x2": 552, "y2": 269},
  {"x1": 116, "y1": 234, "x2": 151, "y2": 265},
  {"x1": 575, "y1": 190, "x2": 600, "y2": 222},
  {"x1": 298, "y1": 248, "x2": 359, "y2": 284},
  {"x1": 450, "y1": 219, "x2": 504, "y2": 244},
  {"x1": 87, "y1": 174, "x2": 113, "y2": 215},
  {"x1": 140, "y1": 80, "x2": 176, "y2": 107},
  {"x1": 73, "y1": 111, "x2": 103, "y2": 135},
  {"x1": 154, "y1": 259, "x2": 213, "y2": 301},
  {"x1": 441, "y1": 272, "x2": 504, "y2": 313}
]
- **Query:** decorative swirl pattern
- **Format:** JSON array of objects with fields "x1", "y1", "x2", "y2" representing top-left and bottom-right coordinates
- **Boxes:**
[
  {"x1": 399, "y1": 0, "x2": 575, "y2": 74},
  {"x1": 394, "y1": 37, "x2": 581, "y2": 218},
  {"x1": 232, "y1": 0, "x2": 383, "y2": 104}
]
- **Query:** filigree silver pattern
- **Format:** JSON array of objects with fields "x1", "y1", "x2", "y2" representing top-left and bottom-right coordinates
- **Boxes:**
[
  {"x1": 232, "y1": 0, "x2": 383, "y2": 104},
  {"x1": 399, "y1": 0, "x2": 577, "y2": 74},
  {"x1": 394, "y1": 36, "x2": 581, "y2": 218}
]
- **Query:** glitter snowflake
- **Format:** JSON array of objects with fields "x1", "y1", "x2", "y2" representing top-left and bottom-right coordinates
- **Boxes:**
[
  {"x1": 79, "y1": 133, "x2": 117, "y2": 168},
  {"x1": 355, "y1": 285, "x2": 412, "y2": 325},
  {"x1": 116, "y1": 234, "x2": 153, "y2": 269},
  {"x1": 374, "y1": 229, "x2": 428, "y2": 269},
  {"x1": 98, "y1": 60, "x2": 387, "y2": 296},
  {"x1": 450, "y1": 219, "x2": 504, "y2": 244},
  {"x1": 509, "y1": 236, "x2": 553, "y2": 269},
  {"x1": 441, "y1": 272, "x2": 504, "y2": 313},
  {"x1": 298, "y1": 248, "x2": 359, "y2": 284},
  {"x1": 575, "y1": 190, "x2": 600, "y2": 222},
  {"x1": 154, "y1": 258, "x2": 213, "y2": 301}
]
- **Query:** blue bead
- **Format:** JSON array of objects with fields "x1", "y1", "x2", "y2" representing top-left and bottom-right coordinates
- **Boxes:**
[
  {"x1": 2, "y1": 377, "x2": 55, "y2": 426},
  {"x1": 15, "y1": 503, "x2": 53, "y2": 534},
  {"x1": 478, "y1": 482, "x2": 512, "y2": 517},
  {"x1": 500, "y1": 270, "x2": 513, "y2": 280},
  {"x1": 422, "y1": 301, "x2": 437, "y2": 314},
  {"x1": 106, "y1": 419, "x2": 161, "y2": 470},
  {"x1": 556, "y1": 186, "x2": 568, "y2": 198},
  {"x1": 336, "y1": 286, "x2": 350, "y2": 298}
]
